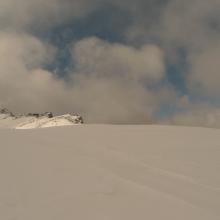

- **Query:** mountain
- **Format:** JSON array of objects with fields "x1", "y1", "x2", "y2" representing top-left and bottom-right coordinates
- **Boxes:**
[
  {"x1": 0, "y1": 125, "x2": 219, "y2": 220},
  {"x1": 0, "y1": 108, "x2": 83, "y2": 129}
]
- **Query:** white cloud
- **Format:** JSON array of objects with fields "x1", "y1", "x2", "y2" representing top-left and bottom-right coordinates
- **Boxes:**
[
  {"x1": 0, "y1": 31, "x2": 69, "y2": 113},
  {"x1": 72, "y1": 37, "x2": 165, "y2": 83},
  {"x1": 0, "y1": 31, "x2": 55, "y2": 68},
  {"x1": 0, "y1": 32, "x2": 170, "y2": 123},
  {"x1": 68, "y1": 37, "x2": 167, "y2": 123},
  {"x1": 163, "y1": 104, "x2": 220, "y2": 128}
]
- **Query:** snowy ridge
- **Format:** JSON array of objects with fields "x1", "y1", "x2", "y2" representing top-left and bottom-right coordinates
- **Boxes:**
[
  {"x1": 16, "y1": 114, "x2": 83, "y2": 129},
  {"x1": 0, "y1": 108, "x2": 83, "y2": 129}
]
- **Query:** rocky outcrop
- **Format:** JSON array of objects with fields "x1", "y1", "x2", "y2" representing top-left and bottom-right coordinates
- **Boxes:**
[
  {"x1": 0, "y1": 108, "x2": 14, "y2": 117},
  {"x1": 26, "y1": 112, "x2": 53, "y2": 118}
]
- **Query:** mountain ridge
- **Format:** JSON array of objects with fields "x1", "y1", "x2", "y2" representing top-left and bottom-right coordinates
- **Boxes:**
[{"x1": 0, "y1": 108, "x2": 83, "y2": 129}]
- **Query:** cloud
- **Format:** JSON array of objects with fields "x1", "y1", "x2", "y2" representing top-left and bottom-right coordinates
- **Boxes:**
[
  {"x1": 124, "y1": 0, "x2": 220, "y2": 127},
  {"x1": 72, "y1": 37, "x2": 165, "y2": 82},
  {"x1": 188, "y1": 44, "x2": 220, "y2": 97},
  {"x1": 0, "y1": 31, "x2": 55, "y2": 68},
  {"x1": 158, "y1": 95, "x2": 220, "y2": 128},
  {"x1": 0, "y1": 0, "x2": 101, "y2": 30},
  {"x1": 158, "y1": 0, "x2": 220, "y2": 100},
  {"x1": 0, "y1": 31, "x2": 69, "y2": 113},
  {"x1": 0, "y1": 0, "x2": 220, "y2": 126},
  {"x1": 68, "y1": 37, "x2": 169, "y2": 123},
  {"x1": 126, "y1": 0, "x2": 220, "y2": 98},
  {"x1": 163, "y1": 103, "x2": 220, "y2": 128},
  {"x1": 0, "y1": 32, "x2": 170, "y2": 123}
]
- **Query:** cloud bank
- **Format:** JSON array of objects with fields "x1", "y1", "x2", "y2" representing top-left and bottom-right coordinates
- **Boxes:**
[
  {"x1": 0, "y1": 32, "x2": 172, "y2": 123},
  {"x1": 0, "y1": 0, "x2": 220, "y2": 126}
]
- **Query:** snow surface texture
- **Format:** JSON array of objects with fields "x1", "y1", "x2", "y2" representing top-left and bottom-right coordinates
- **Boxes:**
[
  {"x1": 0, "y1": 125, "x2": 220, "y2": 220},
  {"x1": 0, "y1": 113, "x2": 83, "y2": 129}
]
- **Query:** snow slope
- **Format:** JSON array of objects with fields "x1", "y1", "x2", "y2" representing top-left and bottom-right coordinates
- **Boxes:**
[{"x1": 0, "y1": 125, "x2": 220, "y2": 220}]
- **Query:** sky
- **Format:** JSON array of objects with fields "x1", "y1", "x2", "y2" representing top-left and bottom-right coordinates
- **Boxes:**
[{"x1": 0, "y1": 0, "x2": 220, "y2": 126}]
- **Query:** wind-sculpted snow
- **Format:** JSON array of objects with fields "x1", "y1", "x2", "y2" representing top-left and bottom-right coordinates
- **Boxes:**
[{"x1": 0, "y1": 125, "x2": 219, "y2": 220}]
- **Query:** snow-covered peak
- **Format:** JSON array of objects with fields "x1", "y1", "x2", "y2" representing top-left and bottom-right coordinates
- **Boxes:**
[
  {"x1": 0, "y1": 109, "x2": 83, "y2": 129},
  {"x1": 16, "y1": 114, "x2": 83, "y2": 129}
]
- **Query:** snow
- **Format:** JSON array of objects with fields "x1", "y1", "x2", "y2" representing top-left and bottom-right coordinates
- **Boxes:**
[
  {"x1": 0, "y1": 125, "x2": 220, "y2": 220},
  {"x1": 16, "y1": 114, "x2": 82, "y2": 129},
  {"x1": 0, "y1": 113, "x2": 83, "y2": 129},
  {"x1": 0, "y1": 115, "x2": 29, "y2": 128}
]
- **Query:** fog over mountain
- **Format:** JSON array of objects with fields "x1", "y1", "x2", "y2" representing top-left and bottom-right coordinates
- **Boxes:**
[{"x1": 0, "y1": 0, "x2": 220, "y2": 126}]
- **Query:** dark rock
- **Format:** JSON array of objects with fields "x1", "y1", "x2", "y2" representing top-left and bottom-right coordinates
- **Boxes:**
[{"x1": 0, "y1": 108, "x2": 14, "y2": 117}]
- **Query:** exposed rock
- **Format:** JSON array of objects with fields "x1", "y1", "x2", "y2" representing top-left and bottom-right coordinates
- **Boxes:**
[{"x1": 0, "y1": 108, "x2": 14, "y2": 117}]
